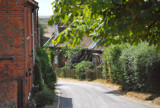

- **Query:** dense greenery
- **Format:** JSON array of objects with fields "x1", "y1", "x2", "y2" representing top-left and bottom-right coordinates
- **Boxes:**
[
  {"x1": 75, "y1": 61, "x2": 94, "y2": 79},
  {"x1": 66, "y1": 45, "x2": 83, "y2": 59},
  {"x1": 120, "y1": 42, "x2": 160, "y2": 92},
  {"x1": 61, "y1": 65, "x2": 71, "y2": 71},
  {"x1": 34, "y1": 88, "x2": 55, "y2": 107},
  {"x1": 52, "y1": 45, "x2": 83, "y2": 59},
  {"x1": 34, "y1": 55, "x2": 45, "y2": 90},
  {"x1": 102, "y1": 44, "x2": 128, "y2": 83},
  {"x1": 59, "y1": 61, "x2": 102, "y2": 80},
  {"x1": 34, "y1": 47, "x2": 57, "y2": 90},
  {"x1": 49, "y1": 0, "x2": 160, "y2": 48},
  {"x1": 103, "y1": 42, "x2": 160, "y2": 93},
  {"x1": 51, "y1": 45, "x2": 69, "y2": 57}
]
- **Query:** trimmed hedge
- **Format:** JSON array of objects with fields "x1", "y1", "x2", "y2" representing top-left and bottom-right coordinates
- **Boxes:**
[
  {"x1": 103, "y1": 42, "x2": 160, "y2": 93},
  {"x1": 120, "y1": 42, "x2": 160, "y2": 92},
  {"x1": 102, "y1": 44, "x2": 128, "y2": 83}
]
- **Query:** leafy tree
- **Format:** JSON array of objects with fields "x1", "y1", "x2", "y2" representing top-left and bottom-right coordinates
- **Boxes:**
[{"x1": 48, "y1": 0, "x2": 160, "y2": 48}]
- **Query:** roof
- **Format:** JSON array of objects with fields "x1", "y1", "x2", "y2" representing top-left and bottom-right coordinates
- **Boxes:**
[
  {"x1": 49, "y1": 36, "x2": 104, "y2": 51},
  {"x1": 28, "y1": 0, "x2": 38, "y2": 7},
  {"x1": 44, "y1": 25, "x2": 104, "y2": 51}
]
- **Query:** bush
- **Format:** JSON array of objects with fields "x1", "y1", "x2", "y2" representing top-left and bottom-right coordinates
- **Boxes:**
[
  {"x1": 34, "y1": 88, "x2": 54, "y2": 107},
  {"x1": 102, "y1": 44, "x2": 128, "y2": 83},
  {"x1": 33, "y1": 56, "x2": 45, "y2": 90},
  {"x1": 102, "y1": 42, "x2": 160, "y2": 93},
  {"x1": 35, "y1": 47, "x2": 57, "y2": 90},
  {"x1": 66, "y1": 45, "x2": 83, "y2": 59},
  {"x1": 75, "y1": 61, "x2": 94, "y2": 80},
  {"x1": 61, "y1": 65, "x2": 71, "y2": 71},
  {"x1": 61, "y1": 65, "x2": 71, "y2": 78},
  {"x1": 120, "y1": 42, "x2": 160, "y2": 92}
]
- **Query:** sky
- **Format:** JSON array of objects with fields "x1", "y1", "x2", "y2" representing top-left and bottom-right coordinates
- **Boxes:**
[{"x1": 36, "y1": 0, "x2": 54, "y2": 16}]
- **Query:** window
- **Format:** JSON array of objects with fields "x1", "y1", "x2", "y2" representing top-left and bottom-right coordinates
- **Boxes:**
[{"x1": 54, "y1": 55, "x2": 58, "y2": 64}]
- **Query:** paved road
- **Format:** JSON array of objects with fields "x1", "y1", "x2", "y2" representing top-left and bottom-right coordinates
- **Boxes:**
[{"x1": 57, "y1": 81, "x2": 152, "y2": 108}]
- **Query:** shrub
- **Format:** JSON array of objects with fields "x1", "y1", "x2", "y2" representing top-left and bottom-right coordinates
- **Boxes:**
[
  {"x1": 75, "y1": 61, "x2": 94, "y2": 79},
  {"x1": 34, "y1": 88, "x2": 54, "y2": 107},
  {"x1": 33, "y1": 56, "x2": 45, "y2": 90},
  {"x1": 66, "y1": 45, "x2": 83, "y2": 59},
  {"x1": 35, "y1": 47, "x2": 57, "y2": 90},
  {"x1": 120, "y1": 42, "x2": 160, "y2": 92},
  {"x1": 85, "y1": 69, "x2": 96, "y2": 81},
  {"x1": 61, "y1": 65, "x2": 71, "y2": 78},
  {"x1": 102, "y1": 44, "x2": 128, "y2": 83},
  {"x1": 102, "y1": 42, "x2": 160, "y2": 93},
  {"x1": 61, "y1": 65, "x2": 71, "y2": 71}
]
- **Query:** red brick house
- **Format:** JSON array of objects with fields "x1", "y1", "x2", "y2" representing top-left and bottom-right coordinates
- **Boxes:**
[{"x1": 0, "y1": 0, "x2": 39, "y2": 108}]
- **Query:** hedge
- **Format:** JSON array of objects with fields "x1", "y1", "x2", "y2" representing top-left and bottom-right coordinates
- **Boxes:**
[
  {"x1": 34, "y1": 47, "x2": 57, "y2": 90},
  {"x1": 120, "y1": 42, "x2": 160, "y2": 92},
  {"x1": 102, "y1": 44, "x2": 128, "y2": 83},
  {"x1": 75, "y1": 61, "x2": 94, "y2": 80},
  {"x1": 34, "y1": 88, "x2": 55, "y2": 107},
  {"x1": 103, "y1": 42, "x2": 160, "y2": 93}
]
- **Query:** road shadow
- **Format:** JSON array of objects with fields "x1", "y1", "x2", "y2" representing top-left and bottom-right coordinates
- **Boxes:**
[
  {"x1": 105, "y1": 89, "x2": 160, "y2": 103},
  {"x1": 104, "y1": 90, "x2": 127, "y2": 96},
  {"x1": 56, "y1": 83, "x2": 63, "y2": 87},
  {"x1": 46, "y1": 92, "x2": 73, "y2": 108},
  {"x1": 145, "y1": 94, "x2": 160, "y2": 101},
  {"x1": 59, "y1": 96, "x2": 73, "y2": 108}
]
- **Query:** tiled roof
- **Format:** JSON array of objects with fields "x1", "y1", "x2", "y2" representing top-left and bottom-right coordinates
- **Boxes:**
[
  {"x1": 45, "y1": 25, "x2": 104, "y2": 51},
  {"x1": 49, "y1": 36, "x2": 104, "y2": 51}
]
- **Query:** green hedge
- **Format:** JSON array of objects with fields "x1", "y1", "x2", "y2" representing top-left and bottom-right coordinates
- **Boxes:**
[
  {"x1": 61, "y1": 65, "x2": 74, "y2": 78},
  {"x1": 102, "y1": 44, "x2": 128, "y2": 83},
  {"x1": 75, "y1": 61, "x2": 94, "y2": 80},
  {"x1": 34, "y1": 47, "x2": 57, "y2": 90},
  {"x1": 120, "y1": 42, "x2": 160, "y2": 92},
  {"x1": 34, "y1": 88, "x2": 55, "y2": 107},
  {"x1": 34, "y1": 56, "x2": 45, "y2": 90},
  {"x1": 103, "y1": 42, "x2": 160, "y2": 93}
]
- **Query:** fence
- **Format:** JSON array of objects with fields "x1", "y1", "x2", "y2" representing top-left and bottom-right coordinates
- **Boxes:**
[{"x1": 55, "y1": 68, "x2": 103, "y2": 80}]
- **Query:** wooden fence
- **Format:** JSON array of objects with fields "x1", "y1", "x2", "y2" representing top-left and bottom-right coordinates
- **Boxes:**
[{"x1": 55, "y1": 68, "x2": 103, "y2": 80}]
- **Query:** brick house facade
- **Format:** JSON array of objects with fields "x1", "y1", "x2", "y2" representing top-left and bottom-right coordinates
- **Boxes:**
[{"x1": 0, "y1": 0, "x2": 39, "y2": 108}]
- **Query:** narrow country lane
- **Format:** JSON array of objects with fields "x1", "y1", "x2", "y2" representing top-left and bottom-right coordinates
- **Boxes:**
[{"x1": 57, "y1": 81, "x2": 153, "y2": 108}]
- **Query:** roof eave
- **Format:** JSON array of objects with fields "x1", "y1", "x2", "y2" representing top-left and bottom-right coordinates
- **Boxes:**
[{"x1": 28, "y1": 0, "x2": 38, "y2": 7}]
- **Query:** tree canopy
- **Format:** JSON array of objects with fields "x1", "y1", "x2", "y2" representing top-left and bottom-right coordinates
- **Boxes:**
[{"x1": 48, "y1": 0, "x2": 160, "y2": 48}]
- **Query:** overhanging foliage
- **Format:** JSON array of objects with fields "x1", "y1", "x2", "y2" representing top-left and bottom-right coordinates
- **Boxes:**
[{"x1": 48, "y1": 0, "x2": 160, "y2": 48}]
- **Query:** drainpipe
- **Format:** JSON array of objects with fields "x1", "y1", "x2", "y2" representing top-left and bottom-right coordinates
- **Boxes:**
[
  {"x1": 37, "y1": 8, "x2": 39, "y2": 46},
  {"x1": 32, "y1": 10, "x2": 35, "y2": 65}
]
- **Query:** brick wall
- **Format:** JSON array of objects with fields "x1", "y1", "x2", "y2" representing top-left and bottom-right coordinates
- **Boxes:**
[
  {"x1": 0, "y1": 80, "x2": 18, "y2": 108},
  {"x1": 0, "y1": 0, "x2": 38, "y2": 107}
]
